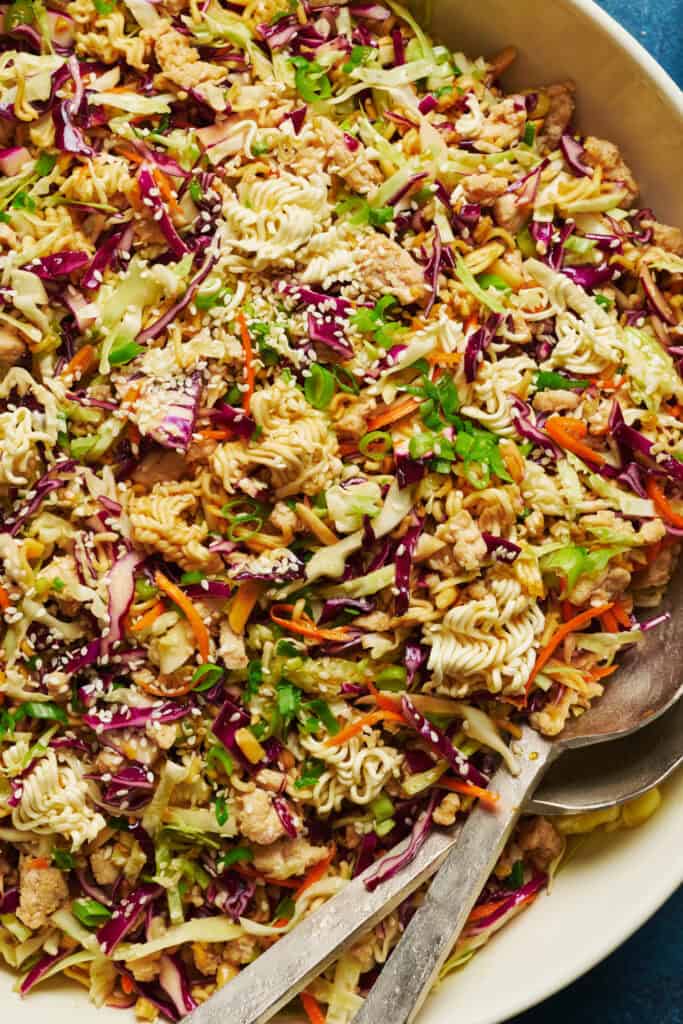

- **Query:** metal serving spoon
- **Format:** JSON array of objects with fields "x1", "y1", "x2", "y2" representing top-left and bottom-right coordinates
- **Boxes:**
[
  {"x1": 352, "y1": 597, "x2": 683, "y2": 1024},
  {"x1": 185, "y1": 593, "x2": 683, "y2": 1024}
]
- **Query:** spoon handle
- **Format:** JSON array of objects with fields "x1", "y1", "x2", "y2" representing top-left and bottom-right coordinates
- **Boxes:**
[{"x1": 352, "y1": 727, "x2": 554, "y2": 1024}]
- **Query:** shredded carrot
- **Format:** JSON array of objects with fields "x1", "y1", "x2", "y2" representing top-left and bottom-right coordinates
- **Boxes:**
[
  {"x1": 301, "y1": 992, "x2": 326, "y2": 1024},
  {"x1": 295, "y1": 502, "x2": 339, "y2": 546},
  {"x1": 28, "y1": 857, "x2": 50, "y2": 870},
  {"x1": 366, "y1": 396, "x2": 420, "y2": 432},
  {"x1": 600, "y1": 609, "x2": 620, "y2": 633},
  {"x1": 426, "y1": 350, "x2": 461, "y2": 366},
  {"x1": 155, "y1": 571, "x2": 210, "y2": 662},
  {"x1": 123, "y1": 383, "x2": 142, "y2": 404},
  {"x1": 0, "y1": 586, "x2": 10, "y2": 611},
  {"x1": 118, "y1": 146, "x2": 145, "y2": 166},
  {"x1": 585, "y1": 664, "x2": 620, "y2": 682},
  {"x1": 545, "y1": 415, "x2": 605, "y2": 466},
  {"x1": 339, "y1": 441, "x2": 360, "y2": 457},
  {"x1": 197, "y1": 428, "x2": 233, "y2": 441},
  {"x1": 294, "y1": 845, "x2": 336, "y2": 899},
  {"x1": 130, "y1": 600, "x2": 164, "y2": 633},
  {"x1": 61, "y1": 344, "x2": 97, "y2": 380},
  {"x1": 325, "y1": 709, "x2": 405, "y2": 747},
  {"x1": 120, "y1": 975, "x2": 135, "y2": 996},
  {"x1": 236, "y1": 312, "x2": 255, "y2": 414},
  {"x1": 228, "y1": 580, "x2": 262, "y2": 635},
  {"x1": 270, "y1": 603, "x2": 351, "y2": 644},
  {"x1": 151, "y1": 166, "x2": 182, "y2": 219},
  {"x1": 492, "y1": 718, "x2": 523, "y2": 739},
  {"x1": 467, "y1": 890, "x2": 537, "y2": 924},
  {"x1": 367, "y1": 679, "x2": 403, "y2": 714},
  {"x1": 646, "y1": 477, "x2": 683, "y2": 528},
  {"x1": 526, "y1": 603, "x2": 614, "y2": 691},
  {"x1": 437, "y1": 776, "x2": 500, "y2": 810},
  {"x1": 611, "y1": 601, "x2": 632, "y2": 630}
]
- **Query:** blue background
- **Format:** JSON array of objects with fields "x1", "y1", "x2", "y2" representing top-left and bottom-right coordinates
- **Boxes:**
[{"x1": 508, "y1": 3, "x2": 682, "y2": 1022}]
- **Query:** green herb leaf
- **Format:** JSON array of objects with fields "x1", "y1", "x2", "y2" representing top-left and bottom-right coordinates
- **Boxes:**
[
  {"x1": 191, "y1": 663, "x2": 224, "y2": 691},
  {"x1": 244, "y1": 660, "x2": 263, "y2": 702},
  {"x1": 35, "y1": 153, "x2": 56, "y2": 177},
  {"x1": 534, "y1": 370, "x2": 589, "y2": 392},
  {"x1": 52, "y1": 848, "x2": 75, "y2": 870},
  {"x1": 294, "y1": 758, "x2": 325, "y2": 789},
  {"x1": 505, "y1": 859, "x2": 525, "y2": 889}
]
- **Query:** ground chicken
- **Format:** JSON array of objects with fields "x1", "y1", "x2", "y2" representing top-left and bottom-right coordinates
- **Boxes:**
[
  {"x1": 493, "y1": 191, "x2": 529, "y2": 234},
  {"x1": 429, "y1": 510, "x2": 488, "y2": 574},
  {"x1": 645, "y1": 220, "x2": 683, "y2": 256},
  {"x1": 268, "y1": 500, "x2": 301, "y2": 538},
  {"x1": 317, "y1": 116, "x2": 382, "y2": 194},
  {"x1": 569, "y1": 565, "x2": 631, "y2": 606},
  {"x1": 538, "y1": 82, "x2": 576, "y2": 153},
  {"x1": 355, "y1": 232, "x2": 427, "y2": 306},
  {"x1": 432, "y1": 792, "x2": 461, "y2": 826},
  {"x1": 90, "y1": 848, "x2": 119, "y2": 887},
  {"x1": 17, "y1": 860, "x2": 68, "y2": 930},
  {"x1": 532, "y1": 389, "x2": 582, "y2": 413},
  {"x1": 147, "y1": 24, "x2": 225, "y2": 93},
  {"x1": 479, "y1": 96, "x2": 526, "y2": 148},
  {"x1": 218, "y1": 621, "x2": 248, "y2": 670},
  {"x1": 238, "y1": 789, "x2": 286, "y2": 846},
  {"x1": 251, "y1": 837, "x2": 328, "y2": 880},
  {"x1": 583, "y1": 136, "x2": 639, "y2": 205},
  {"x1": 516, "y1": 816, "x2": 564, "y2": 871},
  {"x1": 332, "y1": 395, "x2": 375, "y2": 438},
  {"x1": 223, "y1": 935, "x2": 258, "y2": 966},
  {"x1": 0, "y1": 328, "x2": 25, "y2": 364},
  {"x1": 459, "y1": 172, "x2": 508, "y2": 205},
  {"x1": 131, "y1": 449, "x2": 188, "y2": 487},
  {"x1": 254, "y1": 768, "x2": 286, "y2": 792},
  {"x1": 635, "y1": 544, "x2": 677, "y2": 590}
]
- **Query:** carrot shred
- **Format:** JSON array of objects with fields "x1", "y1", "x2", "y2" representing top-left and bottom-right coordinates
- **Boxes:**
[
  {"x1": 295, "y1": 502, "x2": 339, "y2": 546},
  {"x1": 197, "y1": 428, "x2": 232, "y2": 441},
  {"x1": 646, "y1": 477, "x2": 683, "y2": 528},
  {"x1": 437, "y1": 776, "x2": 500, "y2": 810},
  {"x1": 61, "y1": 344, "x2": 97, "y2": 380},
  {"x1": 236, "y1": 311, "x2": 255, "y2": 415},
  {"x1": 270, "y1": 603, "x2": 351, "y2": 644},
  {"x1": 545, "y1": 415, "x2": 605, "y2": 466},
  {"x1": 0, "y1": 586, "x2": 10, "y2": 611},
  {"x1": 426, "y1": 350, "x2": 461, "y2": 366},
  {"x1": 585, "y1": 664, "x2": 620, "y2": 682},
  {"x1": 294, "y1": 845, "x2": 336, "y2": 899},
  {"x1": 561, "y1": 600, "x2": 575, "y2": 622},
  {"x1": 28, "y1": 857, "x2": 50, "y2": 870},
  {"x1": 492, "y1": 718, "x2": 523, "y2": 739},
  {"x1": 120, "y1": 975, "x2": 135, "y2": 996},
  {"x1": 645, "y1": 540, "x2": 663, "y2": 565},
  {"x1": 526, "y1": 603, "x2": 614, "y2": 691},
  {"x1": 301, "y1": 992, "x2": 326, "y2": 1024},
  {"x1": 228, "y1": 580, "x2": 262, "y2": 635},
  {"x1": 130, "y1": 601, "x2": 164, "y2": 633},
  {"x1": 467, "y1": 890, "x2": 537, "y2": 924},
  {"x1": 151, "y1": 166, "x2": 181, "y2": 219},
  {"x1": 155, "y1": 571, "x2": 210, "y2": 662},
  {"x1": 611, "y1": 601, "x2": 632, "y2": 630},
  {"x1": 324, "y1": 709, "x2": 405, "y2": 747},
  {"x1": 366, "y1": 679, "x2": 403, "y2": 713},
  {"x1": 600, "y1": 609, "x2": 620, "y2": 634},
  {"x1": 366, "y1": 396, "x2": 420, "y2": 431}
]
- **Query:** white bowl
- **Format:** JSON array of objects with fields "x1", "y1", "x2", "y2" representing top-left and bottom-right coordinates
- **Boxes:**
[{"x1": 4, "y1": 3, "x2": 683, "y2": 1024}]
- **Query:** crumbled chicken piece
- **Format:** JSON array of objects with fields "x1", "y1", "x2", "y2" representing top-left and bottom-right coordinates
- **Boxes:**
[
  {"x1": 254, "y1": 768, "x2": 286, "y2": 792},
  {"x1": 644, "y1": 220, "x2": 683, "y2": 256},
  {"x1": 494, "y1": 840, "x2": 523, "y2": 880},
  {"x1": 268, "y1": 500, "x2": 301, "y2": 538},
  {"x1": 238, "y1": 789, "x2": 286, "y2": 846},
  {"x1": 131, "y1": 449, "x2": 188, "y2": 487},
  {"x1": 432, "y1": 792, "x2": 461, "y2": 826},
  {"x1": 147, "y1": 24, "x2": 225, "y2": 93},
  {"x1": 429, "y1": 510, "x2": 488, "y2": 573},
  {"x1": 218, "y1": 621, "x2": 248, "y2": 670},
  {"x1": 17, "y1": 859, "x2": 68, "y2": 930},
  {"x1": 92, "y1": 747, "x2": 124, "y2": 775},
  {"x1": 355, "y1": 232, "x2": 427, "y2": 306},
  {"x1": 128, "y1": 954, "x2": 161, "y2": 982},
  {"x1": 637, "y1": 519, "x2": 666, "y2": 545},
  {"x1": 635, "y1": 544, "x2": 677, "y2": 589},
  {"x1": 538, "y1": 82, "x2": 576, "y2": 153},
  {"x1": 223, "y1": 936, "x2": 258, "y2": 966},
  {"x1": 251, "y1": 837, "x2": 328, "y2": 880},
  {"x1": 317, "y1": 116, "x2": 382, "y2": 194},
  {"x1": 532, "y1": 389, "x2": 582, "y2": 413},
  {"x1": 145, "y1": 721, "x2": 177, "y2": 750},
  {"x1": 332, "y1": 395, "x2": 375, "y2": 438},
  {"x1": 0, "y1": 328, "x2": 26, "y2": 365},
  {"x1": 479, "y1": 96, "x2": 526, "y2": 148},
  {"x1": 460, "y1": 172, "x2": 507, "y2": 205},
  {"x1": 90, "y1": 848, "x2": 119, "y2": 887},
  {"x1": 516, "y1": 816, "x2": 564, "y2": 871},
  {"x1": 493, "y1": 192, "x2": 528, "y2": 234},
  {"x1": 583, "y1": 136, "x2": 639, "y2": 205},
  {"x1": 569, "y1": 566, "x2": 631, "y2": 606},
  {"x1": 193, "y1": 942, "x2": 222, "y2": 977}
]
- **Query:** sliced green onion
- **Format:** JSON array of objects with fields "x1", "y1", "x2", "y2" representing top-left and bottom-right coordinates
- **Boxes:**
[
  {"x1": 191, "y1": 663, "x2": 224, "y2": 691},
  {"x1": 523, "y1": 122, "x2": 536, "y2": 146},
  {"x1": 207, "y1": 744, "x2": 234, "y2": 776},
  {"x1": 180, "y1": 570, "x2": 205, "y2": 585},
  {"x1": 305, "y1": 699, "x2": 340, "y2": 736},
  {"x1": 304, "y1": 364, "x2": 336, "y2": 410},
  {"x1": 409, "y1": 432, "x2": 435, "y2": 459},
  {"x1": 375, "y1": 817, "x2": 396, "y2": 837},
  {"x1": 273, "y1": 895, "x2": 296, "y2": 921},
  {"x1": 226, "y1": 513, "x2": 263, "y2": 541},
  {"x1": 219, "y1": 847, "x2": 253, "y2": 869},
  {"x1": 135, "y1": 578, "x2": 157, "y2": 601},
  {"x1": 72, "y1": 898, "x2": 112, "y2": 929},
  {"x1": 13, "y1": 702, "x2": 68, "y2": 724},
  {"x1": 595, "y1": 294, "x2": 613, "y2": 311},
  {"x1": 333, "y1": 365, "x2": 360, "y2": 395},
  {"x1": 376, "y1": 665, "x2": 407, "y2": 691},
  {"x1": 52, "y1": 848, "x2": 74, "y2": 870},
  {"x1": 109, "y1": 341, "x2": 144, "y2": 366},
  {"x1": 359, "y1": 430, "x2": 393, "y2": 459},
  {"x1": 370, "y1": 793, "x2": 395, "y2": 822},
  {"x1": 476, "y1": 273, "x2": 511, "y2": 293}
]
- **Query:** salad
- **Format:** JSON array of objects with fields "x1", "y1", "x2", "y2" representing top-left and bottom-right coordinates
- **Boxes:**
[{"x1": 0, "y1": 0, "x2": 681, "y2": 1021}]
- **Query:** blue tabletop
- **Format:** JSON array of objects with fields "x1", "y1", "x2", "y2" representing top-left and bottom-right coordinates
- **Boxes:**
[{"x1": 507, "y1": 15, "x2": 682, "y2": 1024}]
